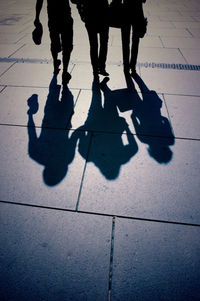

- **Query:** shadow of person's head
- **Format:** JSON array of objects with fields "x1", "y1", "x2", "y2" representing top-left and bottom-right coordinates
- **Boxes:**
[
  {"x1": 148, "y1": 142, "x2": 173, "y2": 164},
  {"x1": 27, "y1": 94, "x2": 39, "y2": 115},
  {"x1": 43, "y1": 158, "x2": 69, "y2": 186}
]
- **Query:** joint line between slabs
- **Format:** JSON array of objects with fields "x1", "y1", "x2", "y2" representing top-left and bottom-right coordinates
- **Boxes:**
[
  {"x1": 108, "y1": 216, "x2": 116, "y2": 301},
  {"x1": 75, "y1": 132, "x2": 93, "y2": 211},
  {"x1": 0, "y1": 200, "x2": 200, "y2": 228}
]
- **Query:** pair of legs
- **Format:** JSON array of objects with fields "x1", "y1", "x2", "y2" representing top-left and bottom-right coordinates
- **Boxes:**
[
  {"x1": 121, "y1": 23, "x2": 140, "y2": 75},
  {"x1": 49, "y1": 19, "x2": 73, "y2": 85},
  {"x1": 86, "y1": 24, "x2": 109, "y2": 78}
]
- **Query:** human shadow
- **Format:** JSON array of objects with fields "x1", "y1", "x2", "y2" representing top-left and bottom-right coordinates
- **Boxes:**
[
  {"x1": 72, "y1": 78, "x2": 138, "y2": 180},
  {"x1": 27, "y1": 75, "x2": 77, "y2": 186},
  {"x1": 128, "y1": 74, "x2": 175, "y2": 163}
]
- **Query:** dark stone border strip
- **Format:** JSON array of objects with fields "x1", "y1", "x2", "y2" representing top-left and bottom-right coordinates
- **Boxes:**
[
  {"x1": 0, "y1": 57, "x2": 200, "y2": 71},
  {"x1": 139, "y1": 62, "x2": 200, "y2": 71}
]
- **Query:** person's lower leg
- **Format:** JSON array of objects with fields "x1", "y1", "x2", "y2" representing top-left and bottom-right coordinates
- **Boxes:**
[{"x1": 121, "y1": 25, "x2": 131, "y2": 73}]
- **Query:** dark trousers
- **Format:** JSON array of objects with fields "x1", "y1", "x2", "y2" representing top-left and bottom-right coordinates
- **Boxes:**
[
  {"x1": 121, "y1": 23, "x2": 140, "y2": 72},
  {"x1": 86, "y1": 24, "x2": 109, "y2": 74},
  {"x1": 48, "y1": 19, "x2": 73, "y2": 72}
]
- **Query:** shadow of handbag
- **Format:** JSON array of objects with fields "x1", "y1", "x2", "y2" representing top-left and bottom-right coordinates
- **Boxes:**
[
  {"x1": 32, "y1": 22, "x2": 43, "y2": 45},
  {"x1": 109, "y1": 0, "x2": 124, "y2": 28}
]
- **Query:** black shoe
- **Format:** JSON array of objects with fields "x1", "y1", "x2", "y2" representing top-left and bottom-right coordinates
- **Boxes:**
[
  {"x1": 53, "y1": 59, "x2": 61, "y2": 75},
  {"x1": 98, "y1": 69, "x2": 109, "y2": 76},
  {"x1": 62, "y1": 72, "x2": 71, "y2": 86}
]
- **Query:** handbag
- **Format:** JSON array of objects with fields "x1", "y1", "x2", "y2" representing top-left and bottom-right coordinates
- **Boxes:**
[
  {"x1": 32, "y1": 22, "x2": 43, "y2": 45},
  {"x1": 137, "y1": 16, "x2": 148, "y2": 38},
  {"x1": 109, "y1": 0, "x2": 124, "y2": 28}
]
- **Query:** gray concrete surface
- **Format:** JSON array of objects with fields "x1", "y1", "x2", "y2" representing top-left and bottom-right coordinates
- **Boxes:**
[{"x1": 0, "y1": 0, "x2": 200, "y2": 300}]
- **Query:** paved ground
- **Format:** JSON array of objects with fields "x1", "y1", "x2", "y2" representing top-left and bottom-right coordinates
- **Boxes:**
[{"x1": 0, "y1": 0, "x2": 200, "y2": 300}]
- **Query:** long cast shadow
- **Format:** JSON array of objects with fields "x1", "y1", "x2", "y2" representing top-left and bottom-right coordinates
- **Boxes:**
[
  {"x1": 27, "y1": 75, "x2": 77, "y2": 186},
  {"x1": 127, "y1": 74, "x2": 175, "y2": 163},
  {"x1": 72, "y1": 79, "x2": 138, "y2": 180}
]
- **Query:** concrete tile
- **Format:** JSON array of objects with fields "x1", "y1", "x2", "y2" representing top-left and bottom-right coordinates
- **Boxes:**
[
  {"x1": 70, "y1": 64, "x2": 129, "y2": 90},
  {"x1": 0, "y1": 62, "x2": 15, "y2": 76},
  {"x1": 140, "y1": 68, "x2": 200, "y2": 96},
  {"x1": 71, "y1": 44, "x2": 90, "y2": 63},
  {"x1": 0, "y1": 85, "x2": 6, "y2": 92},
  {"x1": 79, "y1": 136, "x2": 200, "y2": 224},
  {"x1": 0, "y1": 24, "x2": 29, "y2": 34},
  {"x1": 0, "y1": 33, "x2": 26, "y2": 43},
  {"x1": 164, "y1": 94, "x2": 200, "y2": 139},
  {"x1": 10, "y1": 43, "x2": 51, "y2": 60},
  {"x1": 180, "y1": 48, "x2": 200, "y2": 65},
  {"x1": 73, "y1": 25, "x2": 91, "y2": 46},
  {"x1": 107, "y1": 46, "x2": 123, "y2": 64},
  {"x1": 111, "y1": 218, "x2": 200, "y2": 301},
  {"x1": 0, "y1": 125, "x2": 88, "y2": 209},
  {"x1": 140, "y1": 36, "x2": 164, "y2": 48},
  {"x1": 147, "y1": 28, "x2": 191, "y2": 37},
  {"x1": 0, "y1": 85, "x2": 79, "y2": 128},
  {"x1": 173, "y1": 21, "x2": 200, "y2": 29},
  {"x1": 148, "y1": 11, "x2": 182, "y2": 21},
  {"x1": 138, "y1": 47, "x2": 187, "y2": 64},
  {"x1": 0, "y1": 203, "x2": 111, "y2": 301},
  {"x1": 112, "y1": 36, "x2": 163, "y2": 48},
  {"x1": 148, "y1": 21, "x2": 175, "y2": 29},
  {"x1": 144, "y1": 15, "x2": 162, "y2": 22},
  {"x1": 0, "y1": 62, "x2": 74, "y2": 87},
  {"x1": 0, "y1": 43, "x2": 25, "y2": 57},
  {"x1": 193, "y1": 16, "x2": 200, "y2": 22},
  {"x1": 189, "y1": 28, "x2": 200, "y2": 37},
  {"x1": 159, "y1": 15, "x2": 195, "y2": 22},
  {"x1": 69, "y1": 64, "x2": 93, "y2": 89},
  {"x1": 99, "y1": 66, "x2": 138, "y2": 91},
  {"x1": 161, "y1": 36, "x2": 200, "y2": 49}
]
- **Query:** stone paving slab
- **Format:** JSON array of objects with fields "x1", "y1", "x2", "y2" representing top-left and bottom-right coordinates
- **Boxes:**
[
  {"x1": 0, "y1": 63, "x2": 74, "y2": 87},
  {"x1": 164, "y1": 94, "x2": 200, "y2": 139},
  {"x1": 0, "y1": 62, "x2": 15, "y2": 76},
  {"x1": 78, "y1": 134, "x2": 200, "y2": 224},
  {"x1": 0, "y1": 43, "x2": 25, "y2": 57},
  {"x1": 111, "y1": 218, "x2": 200, "y2": 301},
  {"x1": 0, "y1": 33, "x2": 26, "y2": 43},
  {"x1": 173, "y1": 21, "x2": 200, "y2": 29},
  {"x1": 147, "y1": 28, "x2": 191, "y2": 37},
  {"x1": 180, "y1": 48, "x2": 200, "y2": 65},
  {"x1": 138, "y1": 47, "x2": 187, "y2": 64},
  {"x1": 0, "y1": 85, "x2": 79, "y2": 128},
  {"x1": 113, "y1": 35, "x2": 163, "y2": 48},
  {"x1": 0, "y1": 24, "x2": 30, "y2": 34},
  {"x1": 10, "y1": 43, "x2": 52, "y2": 60},
  {"x1": 0, "y1": 125, "x2": 87, "y2": 209},
  {"x1": 189, "y1": 28, "x2": 200, "y2": 37},
  {"x1": 148, "y1": 21, "x2": 175, "y2": 29},
  {"x1": 0, "y1": 202, "x2": 112, "y2": 301},
  {"x1": 161, "y1": 36, "x2": 200, "y2": 49},
  {"x1": 159, "y1": 15, "x2": 196, "y2": 22},
  {"x1": 140, "y1": 68, "x2": 200, "y2": 96},
  {"x1": 71, "y1": 45, "x2": 91, "y2": 63}
]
